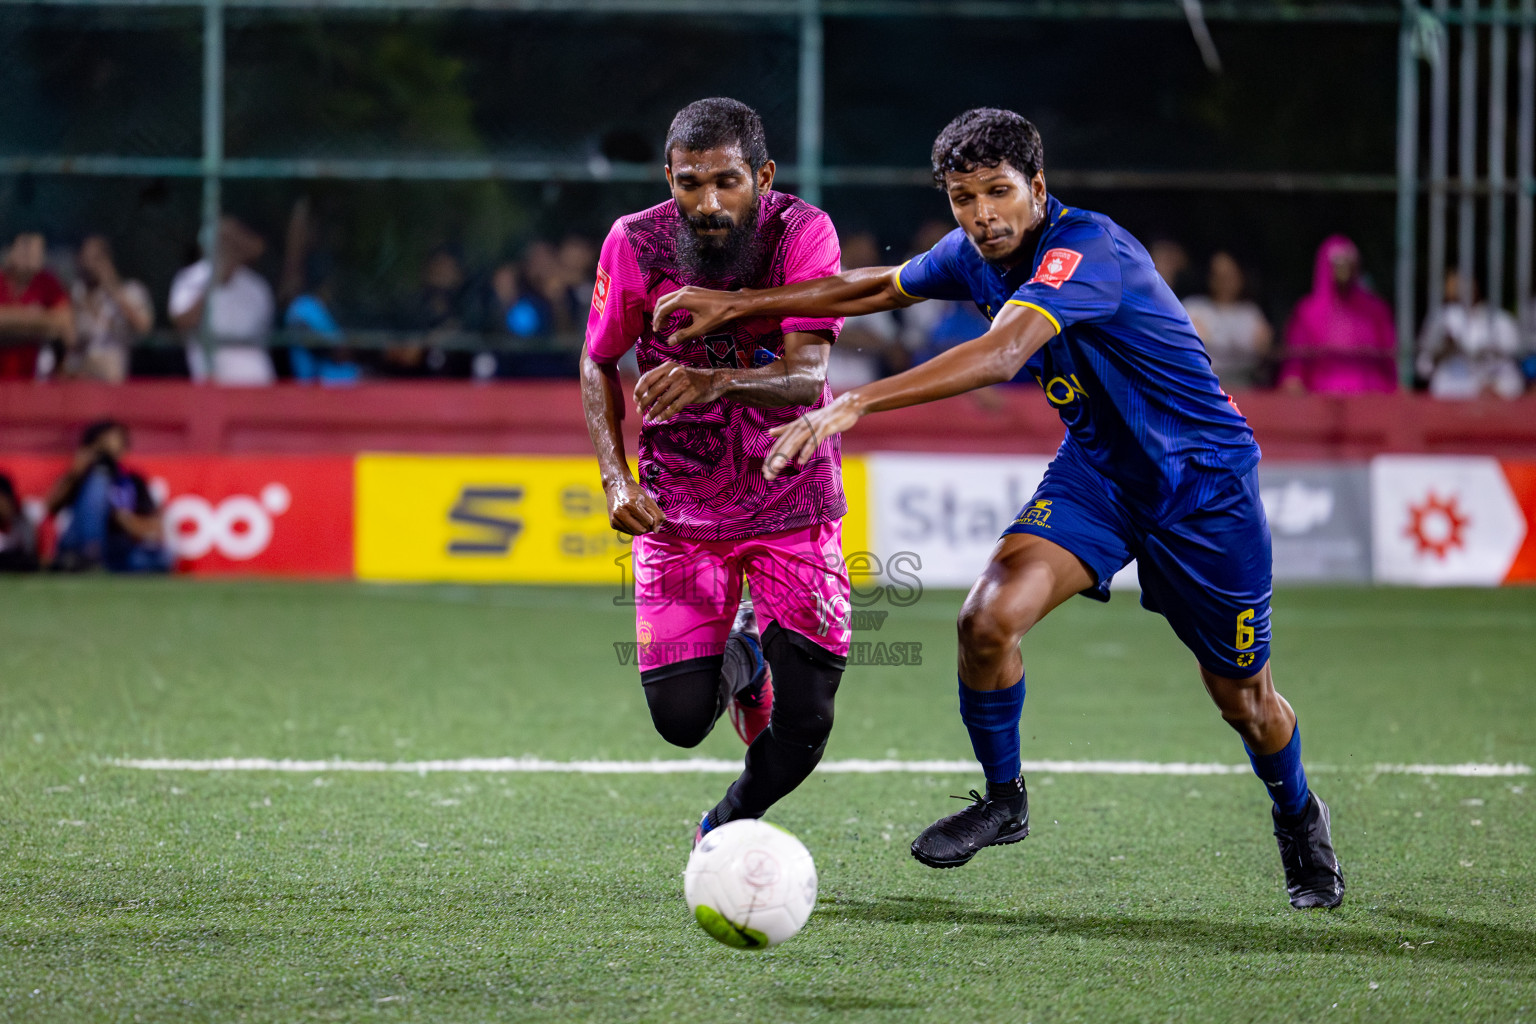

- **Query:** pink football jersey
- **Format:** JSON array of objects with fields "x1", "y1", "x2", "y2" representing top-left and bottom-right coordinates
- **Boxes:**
[{"x1": 585, "y1": 190, "x2": 846, "y2": 541}]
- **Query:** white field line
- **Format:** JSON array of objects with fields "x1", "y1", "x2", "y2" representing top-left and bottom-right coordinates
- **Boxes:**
[{"x1": 107, "y1": 756, "x2": 1533, "y2": 777}]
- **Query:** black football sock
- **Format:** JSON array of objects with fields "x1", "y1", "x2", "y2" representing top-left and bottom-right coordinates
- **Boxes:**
[
  {"x1": 985, "y1": 774, "x2": 1027, "y2": 813},
  {"x1": 711, "y1": 624, "x2": 845, "y2": 825}
]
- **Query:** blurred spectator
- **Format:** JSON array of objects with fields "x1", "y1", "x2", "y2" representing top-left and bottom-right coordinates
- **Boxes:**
[
  {"x1": 280, "y1": 199, "x2": 359, "y2": 386},
  {"x1": 1182, "y1": 251, "x2": 1273, "y2": 389},
  {"x1": 1149, "y1": 237, "x2": 1192, "y2": 295},
  {"x1": 169, "y1": 217, "x2": 276, "y2": 385},
  {"x1": 559, "y1": 234, "x2": 599, "y2": 311},
  {"x1": 521, "y1": 241, "x2": 572, "y2": 333},
  {"x1": 46, "y1": 420, "x2": 170, "y2": 573},
  {"x1": 285, "y1": 269, "x2": 360, "y2": 385},
  {"x1": 0, "y1": 232, "x2": 72, "y2": 380},
  {"x1": 828, "y1": 232, "x2": 908, "y2": 391},
  {"x1": 489, "y1": 261, "x2": 548, "y2": 338},
  {"x1": 1416, "y1": 270, "x2": 1524, "y2": 400},
  {"x1": 1525, "y1": 300, "x2": 1536, "y2": 386},
  {"x1": 69, "y1": 235, "x2": 153, "y2": 384},
  {"x1": 383, "y1": 246, "x2": 472, "y2": 377},
  {"x1": 897, "y1": 220, "x2": 974, "y2": 363},
  {"x1": 486, "y1": 243, "x2": 587, "y2": 379},
  {"x1": 1278, "y1": 235, "x2": 1397, "y2": 394},
  {"x1": 915, "y1": 301, "x2": 992, "y2": 365},
  {"x1": 0, "y1": 472, "x2": 39, "y2": 571}
]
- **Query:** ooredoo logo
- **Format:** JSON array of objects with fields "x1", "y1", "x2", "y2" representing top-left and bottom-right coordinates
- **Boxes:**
[{"x1": 162, "y1": 482, "x2": 292, "y2": 561}]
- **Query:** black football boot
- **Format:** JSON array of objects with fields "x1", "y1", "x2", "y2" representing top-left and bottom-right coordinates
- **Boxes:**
[
  {"x1": 1273, "y1": 792, "x2": 1345, "y2": 909},
  {"x1": 910, "y1": 776, "x2": 1030, "y2": 869}
]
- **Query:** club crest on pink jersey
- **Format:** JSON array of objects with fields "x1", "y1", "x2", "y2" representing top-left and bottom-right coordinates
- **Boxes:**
[
  {"x1": 704, "y1": 333, "x2": 738, "y2": 368},
  {"x1": 1030, "y1": 248, "x2": 1083, "y2": 289},
  {"x1": 592, "y1": 265, "x2": 611, "y2": 316}
]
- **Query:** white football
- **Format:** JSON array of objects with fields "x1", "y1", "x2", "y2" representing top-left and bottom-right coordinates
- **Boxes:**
[{"x1": 684, "y1": 818, "x2": 818, "y2": 949}]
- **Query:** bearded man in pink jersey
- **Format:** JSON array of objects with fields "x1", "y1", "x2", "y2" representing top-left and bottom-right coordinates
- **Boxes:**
[{"x1": 581, "y1": 98, "x2": 853, "y2": 839}]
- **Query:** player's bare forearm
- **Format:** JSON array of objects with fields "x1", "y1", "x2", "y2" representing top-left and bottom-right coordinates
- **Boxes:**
[
  {"x1": 762, "y1": 306, "x2": 1055, "y2": 479},
  {"x1": 706, "y1": 362, "x2": 817, "y2": 410},
  {"x1": 653, "y1": 267, "x2": 916, "y2": 345},
  {"x1": 635, "y1": 331, "x2": 832, "y2": 419},
  {"x1": 715, "y1": 330, "x2": 832, "y2": 410},
  {"x1": 846, "y1": 304, "x2": 1052, "y2": 415},
  {"x1": 580, "y1": 350, "x2": 633, "y2": 487},
  {"x1": 581, "y1": 348, "x2": 665, "y2": 535}
]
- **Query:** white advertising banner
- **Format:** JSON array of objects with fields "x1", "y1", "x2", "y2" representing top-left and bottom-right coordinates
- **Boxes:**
[
  {"x1": 1370, "y1": 456, "x2": 1528, "y2": 586},
  {"x1": 1258, "y1": 463, "x2": 1373, "y2": 583},
  {"x1": 867, "y1": 453, "x2": 1051, "y2": 588},
  {"x1": 865, "y1": 452, "x2": 1143, "y2": 591}
]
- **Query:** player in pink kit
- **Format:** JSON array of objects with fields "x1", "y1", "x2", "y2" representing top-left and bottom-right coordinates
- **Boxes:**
[{"x1": 580, "y1": 98, "x2": 854, "y2": 838}]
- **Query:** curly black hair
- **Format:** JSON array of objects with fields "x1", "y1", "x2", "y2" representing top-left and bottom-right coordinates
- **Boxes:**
[
  {"x1": 665, "y1": 98, "x2": 770, "y2": 173},
  {"x1": 930, "y1": 108, "x2": 1044, "y2": 188}
]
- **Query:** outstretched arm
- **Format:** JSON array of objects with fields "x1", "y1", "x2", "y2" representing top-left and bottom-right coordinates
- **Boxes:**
[
  {"x1": 632, "y1": 329, "x2": 834, "y2": 422},
  {"x1": 652, "y1": 266, "x2": 918, "y2": 346},
  {"x1": 763, "y1": 303, "x2": 1057, "y2": 479}
]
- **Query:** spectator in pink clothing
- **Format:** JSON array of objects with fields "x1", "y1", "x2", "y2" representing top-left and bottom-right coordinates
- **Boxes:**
[{"x1": 1279, "y1": 235, "x2": 1397, "y2": 394}]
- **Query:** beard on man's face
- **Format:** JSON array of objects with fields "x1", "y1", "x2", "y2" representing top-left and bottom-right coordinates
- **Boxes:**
[{"x1": 674, "y1": 191, "x2": 763, "y2": 284}]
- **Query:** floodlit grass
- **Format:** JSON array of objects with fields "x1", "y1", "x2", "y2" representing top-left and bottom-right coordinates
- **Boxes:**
[{"x1": 2, "y1": 578, "x2": 1533, "y2": 1022}]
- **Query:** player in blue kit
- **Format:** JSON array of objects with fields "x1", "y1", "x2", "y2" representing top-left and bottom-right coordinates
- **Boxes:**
[{"x1": 653, "y1": 108, "x2": 1344, "y2": 909}]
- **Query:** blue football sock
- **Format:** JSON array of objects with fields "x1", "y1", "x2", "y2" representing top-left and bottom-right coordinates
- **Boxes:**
[
  {"x1": 958, "y1": 674, "x2": 1026, "y2": 786},
  {"x1": 1245, "y1": 723, "x2": 1311, "y2": 818}
]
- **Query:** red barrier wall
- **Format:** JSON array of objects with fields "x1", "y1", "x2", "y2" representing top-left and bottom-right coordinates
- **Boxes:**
[{"x1": 4, "y1": 381, "x2": 1536, "y2": 459}]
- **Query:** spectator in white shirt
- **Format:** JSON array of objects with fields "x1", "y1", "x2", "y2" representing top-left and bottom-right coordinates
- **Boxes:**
[
  {"x1": 169, "y1": 217, "x2": 276, "y2": 385},
  {"x1": 1182, "y1": 251, "x2": 1274, "y2": 389},
  {"x1": 1416, "y1": 270, "x2": 1524, "y2": 400},
  {"x1": 70, "y1": 236, "x2": 153, "y2": 384}
]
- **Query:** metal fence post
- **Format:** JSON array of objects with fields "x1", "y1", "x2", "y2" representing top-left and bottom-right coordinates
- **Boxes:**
[
  {"x1": 1396, "y1": 0, "x2": 1421, "y2": 387},
  {"x1": 1489, "y1": 0, "x2": 1509, "y2": 314},
  {"x1": 1427, "y1": 0, "x2": 1450, "y2": 354},
  {"x1": 798, "y1": 0, "x2": 824, "y2": 208},
  {"x1": 1517, "y1": 0, "x2": 1534, "y2": 342},
  {"x1": 197, "y1": 0, "x2": 224, "y2": 377},
  {"x1": 1457, "y1": 0, "x2": 1478, "y2": 325}
]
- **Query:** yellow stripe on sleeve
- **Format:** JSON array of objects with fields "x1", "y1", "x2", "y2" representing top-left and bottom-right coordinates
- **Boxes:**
[
  {"x1": 891, "y1": 261, "x2": 918, "y2": 300},
  {"x1": 1006, "y1": 300, "x2": 1062, "y2": 334}
]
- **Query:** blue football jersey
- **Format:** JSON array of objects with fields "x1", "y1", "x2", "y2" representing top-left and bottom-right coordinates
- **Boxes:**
[{"x1": 895, "y1": 195, "x2": 1260, "y2": 523}]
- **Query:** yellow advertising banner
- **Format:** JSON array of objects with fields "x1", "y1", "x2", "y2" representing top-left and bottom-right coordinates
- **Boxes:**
[
  {"x1": 839, "y1": 453, "x2": 869, "y2": 562},
  {"x1": 355, "y1": 454, "x2": 628, "y2": 583},
  {"x1": 355, "y1": 452, "x2": 871, "y2": 584}
]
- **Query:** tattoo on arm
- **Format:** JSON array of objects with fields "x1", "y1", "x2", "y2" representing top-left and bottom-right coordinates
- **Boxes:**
[
  {"x1": 716, "y1": 329, "x2": 834, "y2": 409},
  {"x1": 718, "y1": 362, "x2": 819, "y2": 408}
]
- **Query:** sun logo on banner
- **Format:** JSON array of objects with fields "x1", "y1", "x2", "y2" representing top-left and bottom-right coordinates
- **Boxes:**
[{"x1": 1404, "y1": 491, "x2": 1470, "y2": 559}]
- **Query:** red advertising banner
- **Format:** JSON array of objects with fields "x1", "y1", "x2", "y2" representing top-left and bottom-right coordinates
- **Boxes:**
[
  {"x1": 1502, "y1": 462, "x2": 1536, "y2": 584},
  {"x1": 0, "y1": 454, "x2": 353, "y2": 576}
]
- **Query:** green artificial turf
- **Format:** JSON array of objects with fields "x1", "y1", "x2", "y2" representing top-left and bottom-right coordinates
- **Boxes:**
[{"x1": 2, "y1": 578, "x2": 1533, "y2": 1023}]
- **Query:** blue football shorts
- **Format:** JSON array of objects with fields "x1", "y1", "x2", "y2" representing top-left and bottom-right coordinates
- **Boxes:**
[{"x1": 1001, "y1": 447, "x2": 1273, "y2": 679}]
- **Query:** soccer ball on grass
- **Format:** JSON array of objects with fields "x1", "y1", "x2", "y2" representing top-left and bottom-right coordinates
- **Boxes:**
[{"x1": 683, "y1": 819, "x2": 817, "y2": 949}]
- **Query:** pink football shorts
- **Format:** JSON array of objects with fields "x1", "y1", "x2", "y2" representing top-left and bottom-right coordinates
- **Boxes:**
[{"x1": 631, "y1": 520, "x2": 852, "y2": 672}]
